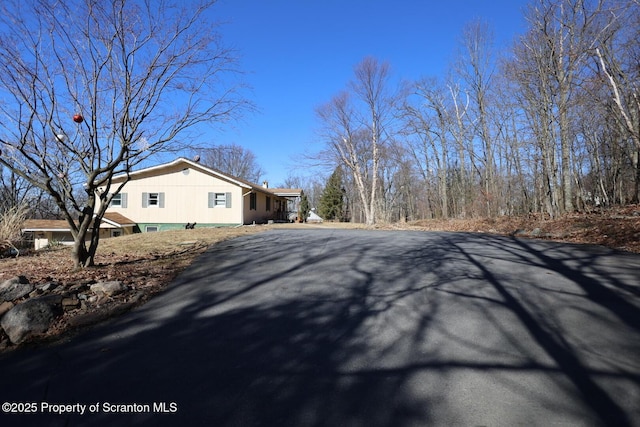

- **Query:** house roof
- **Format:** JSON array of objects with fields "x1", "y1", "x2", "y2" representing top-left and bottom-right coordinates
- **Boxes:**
[
  {"x1": 102, "y1": 212, "x2": 137, "y2": 227},
  {"x1": 22, "y1": 213, "x2": 136, "y2": 232},
  {"x1": 22, "y1": 219, "x2": 70, "y2": 231}
]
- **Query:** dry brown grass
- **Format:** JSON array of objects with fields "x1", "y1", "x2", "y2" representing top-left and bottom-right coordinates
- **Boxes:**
[
  {"x1": 1, "y1": 226, "x2": 269, "y2": 284},
  {"x1": 400, "y1": 210, "x2": 640, "y2": 253},
  {"x1": 0, "y1": 204, "x2": 29, "y2": 253},
  {"x1": 95, "y1": 225, "x2": 265, "y2": 258}
]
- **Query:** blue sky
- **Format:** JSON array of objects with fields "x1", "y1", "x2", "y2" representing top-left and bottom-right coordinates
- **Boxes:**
[{"x1": 205, "y1": 0, "x2": 530, "y2": 187}]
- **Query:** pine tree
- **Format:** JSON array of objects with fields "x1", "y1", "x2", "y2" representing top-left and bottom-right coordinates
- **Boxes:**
[
  {"x1": 299, "y1": 194, "x2": 310, "y2": 223},
  {"x1": 319, "y1": 167, "x2": 344, "y2": 221}
]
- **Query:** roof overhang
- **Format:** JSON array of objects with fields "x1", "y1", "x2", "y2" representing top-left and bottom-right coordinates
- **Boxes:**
[
  {"x1": 269, "y1": 188, "x2": 303, "y2": 198},
  {"x1": 22, "y1": 213, "x2": 136, "y2": 233}
]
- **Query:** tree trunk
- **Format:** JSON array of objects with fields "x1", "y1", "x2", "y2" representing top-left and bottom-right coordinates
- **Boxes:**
[
  {"x1": 633, "y1": 147, "x2": 640, "y2": 203},
  {"x1": 72, "y1": 239, "x2": 94, "y2": 268},
  {"x1": 557, "y1": 42, "x2": 574, "y2": 213},
  {"x1": 369, "y1": 118, "x2": 379, "y2": 225},
  {"x1": 70, "y1": 201, "x2": 102, "y2": 268}
]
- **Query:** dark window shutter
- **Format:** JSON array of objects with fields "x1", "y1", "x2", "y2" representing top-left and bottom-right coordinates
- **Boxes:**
[
  {"x1": 159, "y1": 192, "x2": 165, "y2": 208},
  {"x1": 121, "y1": 193, "x2": 128, "y2": 208},
  {"x1": 142, "y1": 192, "x2": 149, "y2": 208},
  {"x1": 226, "y1": 192, "x2": 232, "y2": 208},
  {"x1": 208, "y1": 192, "x2": 214, "y2": 208}
]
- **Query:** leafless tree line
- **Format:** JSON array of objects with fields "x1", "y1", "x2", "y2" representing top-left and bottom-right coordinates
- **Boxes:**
[{"x1": 315, "y1": 0, "x2": 639, "y2": 223}]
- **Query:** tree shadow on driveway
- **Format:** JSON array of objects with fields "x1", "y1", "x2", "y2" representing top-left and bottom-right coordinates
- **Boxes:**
[
  {"x1": 1, "y1": 229, "x2": 639, "y2": 426},
  {"x1": 440, "y1": 232, "x2": 640, "y2": 426}
]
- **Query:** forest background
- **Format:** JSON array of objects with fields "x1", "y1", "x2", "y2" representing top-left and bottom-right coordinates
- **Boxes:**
[{"x1": 300, "y1": 0, "x2": 640, "y2": 226}]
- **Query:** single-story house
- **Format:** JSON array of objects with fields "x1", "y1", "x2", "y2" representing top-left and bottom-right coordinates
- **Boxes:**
[
  {"x1": 21, "y1": 158, "x2": 303, "y2": 249},
  {"x1": 99, "y1": 157, "x2": 302, "y2": 232},
  {"x1": 21, "y1": 212, "x2": 137, "y2": 250}
]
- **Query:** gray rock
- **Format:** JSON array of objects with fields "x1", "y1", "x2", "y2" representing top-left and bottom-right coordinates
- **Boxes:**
[
  {"x1": 37, "y1": 282, "x2": 58, "y2": 292},
  {"x1": 531, "y1": 228, "x2": 542, "y2": 237},
  {"x1": 90, "y1": 281, "x2": 125, "y2": 296},
  {"x1": 0, "y1": 276, "x2": 34, "y2": 302},
  {"x1": 1, "y1": 276, "x2": 28, "y2": 286},
  {"x1": 0, "y1": 297, "x2": 58, "y2": 344}
]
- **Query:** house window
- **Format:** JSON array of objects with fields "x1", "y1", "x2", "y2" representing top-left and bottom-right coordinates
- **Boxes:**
[
  {"x1": 208, "y1": 192, "x2": 232, "y2": 208},
  {"x1": 266, "y1": 196, "x2": 271, "y2": 211},
  {"x1": 249, "y1": 193, "x2": 257, "y2": 210},
  {"x1": 111, "y1": 230, "x2": 122, "y2": 237},
  {"x1": 142, "y1": 192, "x2": 165, "y2": 208},
  {"x1": 145, "y1": 226, "x2": 158, "y2": 232},
  {"x1": 109, "y1": 193, "x2": 127, "y2": 208},
  {"x1": 111, "y1": 194, "x2": 121, "y2": 207}
]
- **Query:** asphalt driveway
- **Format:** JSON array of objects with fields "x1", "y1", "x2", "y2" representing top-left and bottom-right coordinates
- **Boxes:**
[{"x1": 1, "y1": 229, "x2": 639, "y2": 426}]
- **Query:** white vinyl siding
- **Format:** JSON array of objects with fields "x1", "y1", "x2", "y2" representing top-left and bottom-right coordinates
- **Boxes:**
[{"x1": 103, "y1": 163, "x2": 245, "y2": 225}]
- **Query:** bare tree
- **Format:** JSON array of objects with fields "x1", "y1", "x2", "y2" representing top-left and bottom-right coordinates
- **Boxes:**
[
  {"x1": 316, "y1": 92, "x2": 373, "y2": 223},
  {"x1": 201, "y1": 143, "x2": 265, "y2": 183},
  {"x1": 521, "y1": 0, "x2": 609, "y2": 213},
  {"x1": 508, "y1": 24, "x2": 563, "y2": 218},
  {"x1": 0, "y1": 0, "x2": 249, "y2": 267},
  {"x1": 455, "y1": 20, "x2": 498, "y2": 216},
  {"x1": 315, "y1": 57, "x2": 397, "y2": 225},
  {"x1": 593, "y1": 0, "x2": 640, "y2": 201},
  {"x1": 402, "y1": 77, "x2": 451, "y2": 218},
  {"x1": 446, "y1": 80, "x2": 472, "y2": 218}
]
